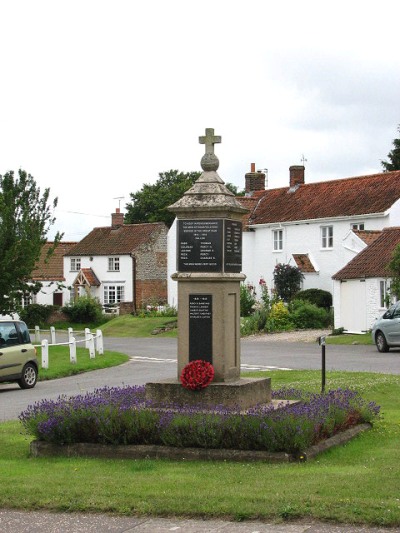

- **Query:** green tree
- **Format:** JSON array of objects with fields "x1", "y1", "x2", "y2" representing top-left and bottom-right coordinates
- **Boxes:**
[
  {"x1": 381, "y1": 124, "x2": 400, "y2": 171},
  {"x1": 125, "y1": 169, "x2": 240, "y2": 227},
  {"x1": 387, "y1": 243, "x2": 400, "y2": 299},
  {"x1": 273, "y1": 263, "x2": 304, "y2": 302},
  {"x1": 0, "y1": 169, "x2": 61, "y2": 315}
]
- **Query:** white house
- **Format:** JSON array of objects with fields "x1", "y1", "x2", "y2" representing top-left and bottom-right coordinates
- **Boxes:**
[
  {"x1": 168, "y1": 165, "x2": 400, "y2": 307},
  {"x1": 64, "y1": 209, "x2": 168, "y2": 313},
  {"x1": 332, "y1": 227, "x2": 400, "y2": 333}
]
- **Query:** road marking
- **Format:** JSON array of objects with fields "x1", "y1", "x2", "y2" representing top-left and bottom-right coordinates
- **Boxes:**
[{"x1": 130, "y1": 356, "x2": 292, "y2": 371}]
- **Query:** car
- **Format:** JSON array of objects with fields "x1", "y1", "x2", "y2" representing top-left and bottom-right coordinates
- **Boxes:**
[
  {"x1": 371, "y1": 302, "x2": 400, "y2": 352},
  {"x1": 0, "y1": 319, "x2": 38, "y2": 388}
]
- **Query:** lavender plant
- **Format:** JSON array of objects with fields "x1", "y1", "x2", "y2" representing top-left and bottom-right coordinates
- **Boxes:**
[{"x1": 19, "y1": 386, "x2": 380, "y2": 454}]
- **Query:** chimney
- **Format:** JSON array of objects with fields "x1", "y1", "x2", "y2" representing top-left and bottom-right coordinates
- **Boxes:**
[
  {"x1": 289, "y1": 165, "x2": 305, "y2": 188},
  {"x1": 111, "y1": 208, "x2": 124, "y2": 228},
  {"x1": 245, "y1": 163, "x2": 266, "y2": 195}
]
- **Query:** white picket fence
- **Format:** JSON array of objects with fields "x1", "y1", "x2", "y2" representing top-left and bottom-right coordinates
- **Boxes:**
[{"x1": 31, "y1": 326, "x2": 104, "y2": 370}]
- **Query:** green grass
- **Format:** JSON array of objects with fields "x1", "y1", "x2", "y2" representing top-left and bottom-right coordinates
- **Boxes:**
[
  {"x1": 36, "y1": 345, "x2": 129, "y2": 380},
  {"x1": 326, "y1": 333, "x2": 373, "y2": 345},
  {"x1": 99, "y1": 315, "x2": 177, "y2": 337},
  {"x1": 1, "y1": 370, "x2": 399, "y2": 526}
]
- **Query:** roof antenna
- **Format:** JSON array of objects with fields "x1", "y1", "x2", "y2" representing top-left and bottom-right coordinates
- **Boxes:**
[
  {"x1": 113, "y1": 196, "x2": 124, "y2": 210},
  {"x1": 301, "y1": 154, "x2": 307, "y2": 165}
]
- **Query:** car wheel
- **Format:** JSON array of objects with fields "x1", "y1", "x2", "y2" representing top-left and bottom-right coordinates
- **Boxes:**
[
  {"x1": 375, "y1": 331, "x2": 389, "y2": 353},
  {"x1": 18, "y1": 363, "x2": 38, "y2": 389}
]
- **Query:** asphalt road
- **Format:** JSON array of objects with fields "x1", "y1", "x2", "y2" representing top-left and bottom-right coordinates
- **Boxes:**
[{"x1": 1, "y1": 336, "x2": 399, "y2": 421}]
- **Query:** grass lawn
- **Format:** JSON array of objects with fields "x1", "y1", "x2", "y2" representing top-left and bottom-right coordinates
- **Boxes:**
[
  {"x1": 36, "y1": 345, "x2": 129, "y2": 380},
  {"x1": 1, "y1": 370, "x2": 399, "y2": 526},
  {"x1": 326, "y1": 333, "x2": 373, "y2": 345},
  {"x1": 99, "y1": 315, "x2": 177, "y2": 337}
]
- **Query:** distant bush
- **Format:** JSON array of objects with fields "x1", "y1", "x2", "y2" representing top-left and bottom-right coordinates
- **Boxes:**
[
  {"x1": 62, "y1": 296, "x2": 104, "y2": 324},
  {"x1": 290, "y1": 300, "x2": 331, "y2": 329},
  {"x1": 20, "y1": 304, "x2": 56, "y2": 328},
  {"x1": 240, "y1": 309, "x2": 268, "y2": 336},
  {"x1": 240, "y1": 283, "x2": 256, "y2": 317},
  {"x1": 295, "y1": 289, "x2": 332, "y2": 310},
  {"x1": 267, "y1": 300, "x2": 292, "y2": 331}
]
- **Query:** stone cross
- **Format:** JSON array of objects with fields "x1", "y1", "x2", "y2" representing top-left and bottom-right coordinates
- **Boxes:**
[{"x1": 199, "y1": 128, "x2": 221, "y2": 155}]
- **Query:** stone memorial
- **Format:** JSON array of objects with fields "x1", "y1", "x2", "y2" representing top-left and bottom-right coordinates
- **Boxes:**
[{"x1": 145, "y1": 128, "x2": 271, "y2": 409}]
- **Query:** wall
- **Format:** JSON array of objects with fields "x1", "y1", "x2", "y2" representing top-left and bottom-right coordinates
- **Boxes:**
[{"x1": 33, "y1": 282, "x2": 70, "y2": 307}]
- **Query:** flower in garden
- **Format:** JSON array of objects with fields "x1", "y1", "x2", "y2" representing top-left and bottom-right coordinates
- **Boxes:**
[{"x1": 180, "y1": 360, "x2": 214, "y2": 391}]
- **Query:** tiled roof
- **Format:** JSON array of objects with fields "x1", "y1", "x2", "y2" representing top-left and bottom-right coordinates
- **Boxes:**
[
  {"x1": 31, "y1": 242, "x2": 77, "y2": 281},
  {"x1": 74, "y1": 268, "x2": 101, "y2": 287},
  {"x1": 248, "y1": 170, "x2": 400, "y2": 224},
  {"x1": 292, "y1": 254, "x2": 317, "y2": 273},
  {"x1": 65, "y1": 223, "x2": 167, "y2": 256},
  {"x1": 236, "y1": 195, "x2": 261, "y2": 230},
  {"x1": 353, "y1": 229, "x2": 382, "y2": 245},
  {"x1": 332, "y1": 227, "x2": 400, "y2": 280}
]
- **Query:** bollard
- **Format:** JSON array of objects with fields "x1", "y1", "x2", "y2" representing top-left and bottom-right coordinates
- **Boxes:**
[
  {"x1": 50, "y1": 326, "x2": 56, "y2": 345},
  {"x1": 34, "y1": 326, "x2": 40, "y2": 344},
  {"x1": 88, "y1": 334, "x2": 95, "y2": 359},
  {"x1": 41, "y1": 339, "x2": 49, "y2": 369},
  {"x1": 69, "y1": 337, "x2": 77, "y2": 364},
  {"x1": 84, "y1": 328, "x2": 91, "y2": 349},
  {"x1": 319, "y1": 335, "x2": 326, "y2": 393},
  {"x1": 96, "y1": 330, "x2": 104, "y2": 355},
  {"x1": 68, "y1": 327, "x2": 74, "y2": 343}
]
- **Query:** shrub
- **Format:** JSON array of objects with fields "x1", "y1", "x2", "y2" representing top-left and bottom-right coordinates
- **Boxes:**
[
  {"x1": 20, "y1": 304, "x2": 55, "y2": 328},
  {"x1": 273, "y1": 263, "x2": 304, "y2": 302},
  {"x1": 240, "y1": 309, "x2": 268, "y2": 336},
  {"x1": 62, "y1": 295, "x2": 104, "y2": 324},
  {"x1": 295, "y1": 289, "x2": 332, "y2": 310},
  {"x1": 267, "y1": 300, "x2": 292, "y2": 331},
  {"x1": 240, "y1": 283, "x2": 256, "y2": 317},
  {"x1": 290, "y1": 300, "x2": 331, "y2": 329}
]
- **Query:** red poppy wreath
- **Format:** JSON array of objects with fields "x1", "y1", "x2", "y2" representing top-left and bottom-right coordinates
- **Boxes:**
[{"x1": 180, "y1": 360, "x2": 215, "y2": 391}]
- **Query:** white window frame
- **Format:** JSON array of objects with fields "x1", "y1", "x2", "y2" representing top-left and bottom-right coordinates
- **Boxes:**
[
  {"x1": 108, "y1": 257, "x2": 120, "y2": 272},
  {"x1": 380, "y1": 280, "x2": 388, "y2": 308},
  {"x1": 70, "y1": 257, "x2": 81, "y2": 271},
  {"x1": 104, "y1": 284, "x2": 125, "y2": 304},
  {"x1": 273, "y1": 229, "x2": 283, "y2": 251},
  {"x1": 352, "y1": 223, "x2": 365, "y2": 230},
  {"x1": 321, "y1": 226, "x2": 333, "y2": 249}
]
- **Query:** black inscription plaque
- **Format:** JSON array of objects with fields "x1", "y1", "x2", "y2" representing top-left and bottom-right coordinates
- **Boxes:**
[
  {"x1": 189, "y1": 294, "x2": 212, "y2": 363},
  {"x1": 178, "y1": 220, "x2": 223, "y2": 272},
  {"x1": 224, "y1": 220, "x2": 242, "y2": 273}
]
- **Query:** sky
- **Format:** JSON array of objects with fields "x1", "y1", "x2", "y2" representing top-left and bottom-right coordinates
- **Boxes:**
[{"x1": 1, "y1": 0, "x2": 399, "y2": 241}]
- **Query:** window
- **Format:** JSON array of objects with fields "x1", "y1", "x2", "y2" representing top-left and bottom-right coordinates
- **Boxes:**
[
  {"x1": 70, "y1": 258, "x2": 81, "y2": 271},
  {"x1": 321, "y1": 226, "x2": 333, "y2": 249},
  {"x1": 352, "y1": 223, "x2": 365, "y2": 230},
  {"x1": 108, "y1": 257, "x2": 120, "y2": 271},
  {"x1": 273, "y1": 229, "x2": 283, "y2": 251},
  {"x1": 380, "y1": 280, "x2": 388, "y2": 308},
  {"x1": 104, "y1": 284, "x2": 125, "y2": 304}
]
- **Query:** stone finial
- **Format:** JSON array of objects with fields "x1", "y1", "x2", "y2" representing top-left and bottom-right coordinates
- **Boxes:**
[{"x1": 199, "y1": 128, "x2": 221, "y2": 171}]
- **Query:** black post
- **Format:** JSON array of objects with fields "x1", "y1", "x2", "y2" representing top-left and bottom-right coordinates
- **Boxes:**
[{"x1": 319, "y1": 336, "x2": 326, "y2": 393}]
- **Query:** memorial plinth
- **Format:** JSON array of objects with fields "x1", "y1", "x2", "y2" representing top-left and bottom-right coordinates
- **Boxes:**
[{"x1": 145, "y1": 128, "x2": 271, "y2": 408}]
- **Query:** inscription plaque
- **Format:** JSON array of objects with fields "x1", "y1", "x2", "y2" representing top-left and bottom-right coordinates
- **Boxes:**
[
  {"x1": 224, "y1": 220, "x2": 242, "y2": 272},
  {"x1": 189, "y1": 294, "x2": 212, "y2": 363},
  {"x1": 178, "y1": 219, "x2": 223, "y2": 272}
]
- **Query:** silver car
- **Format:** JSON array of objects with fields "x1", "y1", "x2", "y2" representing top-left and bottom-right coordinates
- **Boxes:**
[
  {"x1": 371, "y1": 302, "x2": 400, "y2": 352},
  {"x1": 0, "y1": 320, "x2": 38, "y2": 388}
]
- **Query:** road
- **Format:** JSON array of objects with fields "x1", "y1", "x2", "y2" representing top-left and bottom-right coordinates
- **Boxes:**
[{"x1": 1, "y1": 336, "x2": 399, "y2": 421}]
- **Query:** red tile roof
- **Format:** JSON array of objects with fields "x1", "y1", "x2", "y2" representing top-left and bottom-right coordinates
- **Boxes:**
[
  {"x1": 246, "y1": 170, "x2": 400, "y2": 224},
  {"x1": 292, "y1": 254, "x2": 316, "y2": 273},
  {"x1": 77, "y1": 268, "x2": 101, "y2": 287},
  {"x1": 65, "y1": 223, "x2": 167, "y2": 256},
  {"x1": 353, "y1": 230, "x2": 382, "y2": 245},
  {"x1": 31, "y1": 242, "x2": 77, "y2": 281},
  {"x1": 332, "y1": 227, "x2": 400, "y2": 280}
]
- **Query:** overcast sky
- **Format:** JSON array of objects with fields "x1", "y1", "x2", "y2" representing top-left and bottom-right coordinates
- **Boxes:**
[{"x1": 1, "y1": 1, "x2": 399, "y2": 241}]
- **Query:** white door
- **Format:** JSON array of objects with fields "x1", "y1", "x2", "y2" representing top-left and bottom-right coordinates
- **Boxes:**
[{"x1": 340, "y1": 279, "x2": 367, "y2": 332}]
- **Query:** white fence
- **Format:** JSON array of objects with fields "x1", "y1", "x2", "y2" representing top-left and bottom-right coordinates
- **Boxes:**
[{"x1": 31, "y1": 327, "x2": 104, "y2": 370}]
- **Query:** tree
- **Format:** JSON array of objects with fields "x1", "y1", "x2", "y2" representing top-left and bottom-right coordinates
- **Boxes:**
[
  {"x1": 273, "y1": 263, "x2": 304, "y2": 302},
  {"x1": 125, "y1": 169, "x2": 241, "y2": 227},
  {"x1": 381, "y1": 124, "x2": 400, "y2": 171},
  {"x1": 0, "y1": 169, "x2": 61, "y2": 315},
  {"x1": 387, "y1": 243, "x2": 400, "y2": 299}
]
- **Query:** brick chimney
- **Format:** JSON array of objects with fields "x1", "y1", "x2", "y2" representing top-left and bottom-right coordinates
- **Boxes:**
[
  {"x1": 111, "y1": 208, "x2": 124, "y2": 228},
  {"x1": 289, "y1": 165, "x2": 305, "y2": 188},
  {"x1": 245, "y1": 163, "x2": 266, "y2": 195}
]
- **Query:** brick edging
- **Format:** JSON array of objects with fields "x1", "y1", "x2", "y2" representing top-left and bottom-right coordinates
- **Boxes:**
[{"x1": 30, "y1": 423, "x2": 371, "y2": 463}]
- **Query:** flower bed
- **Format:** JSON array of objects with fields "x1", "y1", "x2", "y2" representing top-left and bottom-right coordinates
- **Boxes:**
[{"x1": 19, "y1": 386, "x2": 380, "y2": 455}]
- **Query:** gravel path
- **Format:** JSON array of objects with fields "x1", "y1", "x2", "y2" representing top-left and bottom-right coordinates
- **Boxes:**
[{"x1": 244, "y1": 329, "x2": 332, "y2": 343}]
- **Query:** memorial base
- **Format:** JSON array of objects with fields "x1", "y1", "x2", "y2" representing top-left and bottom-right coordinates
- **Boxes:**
[{"x1": 145, "y1": 377, "x2": 271, "y2": 410}]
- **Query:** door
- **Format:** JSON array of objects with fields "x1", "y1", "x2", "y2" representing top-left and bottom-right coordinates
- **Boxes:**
[{"x1": 340, "y1": 279, "x2": 367, "y2": 332}]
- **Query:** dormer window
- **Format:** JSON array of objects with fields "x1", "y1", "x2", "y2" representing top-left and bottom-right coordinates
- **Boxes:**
[
  {"x1": 108, "y1": 257, "x2": 120, "y2": 271},
  {"x1": 70, "y1": 258, "x2": 81, "y2": 271}
]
